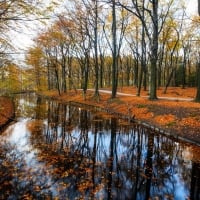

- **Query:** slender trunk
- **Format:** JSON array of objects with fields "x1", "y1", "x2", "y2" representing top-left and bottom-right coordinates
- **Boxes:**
[
  {"x1": 143, "y1": 67, "x2": 147, "y2": 91},
  {"x1": 163, "y1": 68, "x2": 175, "y2": 94},
  {"x1": 47, "y1": 62, "x2": 51, "y2": 90},
  {"x1": 137, "y1": 5, "x2": 145, "y2": 96},
  {"x1": 99, "y1": 54, "x2": 104, "y2": 88},
  {"x1": 46, "y1": 51, "x2": 52, "y2": 90},
  {"x1": 62, "y1": 61, "x2": 66, "y2": 93},
  {"x1": 83, "y1": 53, "x2": 89, "y2": 100},
  {"x1": 94, "y1": 0, "x2": 99, "y2": 99},
  {"x1": 134, "y1": 58, "x2": 139, "y2": 87},
  {"x1": 198, "y1": 0, "x2": 200, "y2": 15},
  {"x1": 195, "y1": 61, "x2": 200, "y2": 102},
  {"x1": 125, "y1": 56, "x2": 131, "y2": 86},
  {"x1": 196, "y1": 2, "x2": 200, "y2": 101},
  {"x1": 111, "y1": 0, "x2": 118, "y2": 98},
  {"x1": 61, "y1": 45, "x2": 67, "y2": 93},
  {"x1": 137, "y1": 68, "x2": 143, "y2": 96},
  {"x1": 55, "y1": 65, "x2": 61, "y2": 96}
]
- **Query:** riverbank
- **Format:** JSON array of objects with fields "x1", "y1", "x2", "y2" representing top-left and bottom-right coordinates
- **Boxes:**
[
  {"x1": 0, "y1": 96, "x2": 15, "y2": 130},
  {"x1": 40, "y1": 87, "x2": 200, "y2": 146},
  {"x1": 1, "y1": 87, "x2": 200, "y2": 146}
]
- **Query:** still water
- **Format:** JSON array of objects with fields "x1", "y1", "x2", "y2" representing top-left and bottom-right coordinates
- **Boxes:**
[{"x1": 0, "y1": 94, "x2": 199, "y2": 200}]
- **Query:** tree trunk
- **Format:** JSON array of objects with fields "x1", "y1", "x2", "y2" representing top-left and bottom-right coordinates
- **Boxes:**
[
  {"x1": 99, "y1": 53, "x2": 104, "y2": 88},
  {"x1": 195, "y1": 62, "x2": 200, "y2": 102},
  {"x1": 83, "y1": 53, "x2": 90, "y2": 100},
  {"x1": 111, "y1": 0, "x2": 118, "y2": 99},
  {"x1": 163, "y1": 68, "x2": 175, "y2": 94},
  {"x1": 149, "y1": 0, "x2": 158, "y2": 100},
  {"x1": 198, "y1": 0, "x2": 200, "y2": 15},
  {"x1": 137, "y1": 5, "x2": 145, "y2": 96},
  {"x1": 55, "y1": 65, "x2": 61, "y2": 96},
  {"x1": 94, "y1": 0, "x2": 99, "y2": 99},
  {"x1": 196, "y1": 1, "x2": 200, "y2": 101}
]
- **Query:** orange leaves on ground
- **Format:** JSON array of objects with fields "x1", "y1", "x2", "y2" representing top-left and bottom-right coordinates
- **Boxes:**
[
  {"x1": 0, "y1": 97, "x2": 14, "y2": 126},
  {"x1": 131, "y1": 106, "x2": 153, "y2": 120},
  {"x1": 179, "y1": 117, "x2": 200, "y2": 127},
  {"x1": 154, "y1": 114, "x2": 176, "y2": 126},
  {"x1": 106, "y1": 96, "x2": 154, "y2": 120},
  {"x1": 119, "y1": 86, "x2": 196, "y2": 98}
]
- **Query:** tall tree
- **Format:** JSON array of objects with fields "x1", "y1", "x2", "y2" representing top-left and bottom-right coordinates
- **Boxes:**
[
  {"x1": 102, "y1": 1, "x2": 128, "y2": 98},
  {"x1": 25, "y1": 46, "x2": 45, "y2": 91},
  {"x1": 78, "y1": 0, "x2": 100, "y2": 99},
  {"x1": 195, "y1": 61, "x2": 200, "y2": 102},
  {"x1": 195, "y1": 0, "x2": 200, "y2": 102},
  {"x1": 71, "y1": 0, "x2": 98, "y2": 99},
  {"x1": 148, "y1": 0, "x2": 159, "y2": 100},
  {"x1": 137, "y1": 0, "x2": 146, "y2": 96},
  {"x1": 36, "y1": 29, "x2": 63, "y2": 95},
  {"x1": 199, "y1": 0, "x2": 200, "y2": 15},
  {"x1": 93, "y1": 0, "x2": 100, "y2": 99},
  {"x1": 118, "y1": 0, "x2": 173, "y2": 100},
  {"x1": 111, "y1": 0, "x2": 118, "y2": 98}
]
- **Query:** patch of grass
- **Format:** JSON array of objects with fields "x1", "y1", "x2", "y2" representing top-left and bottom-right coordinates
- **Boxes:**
[
  {"x1": 166, "y1": 121, "x2": 176, "y2": 127},
  {"x1": 137, "y1": 104, "x2": 146, "y2": 108},
  {"x1": 189, "y1": 112, "x2": 199, "y2": 118},
  {"x1": 108, "y1": 97, "x2": 124, "y2": 104}
]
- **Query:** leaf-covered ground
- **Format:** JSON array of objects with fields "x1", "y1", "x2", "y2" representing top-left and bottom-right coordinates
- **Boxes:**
[{"x1": 0, "y1": 97, "x2": 15, "y2": 129}]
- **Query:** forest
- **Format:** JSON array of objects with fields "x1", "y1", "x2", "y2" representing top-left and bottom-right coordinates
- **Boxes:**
[
  {"x1": 0, "y1": 1, "x2": 200, "y2": 199},
  {"x1": 0, "y1": 0, "x2": 200, "y2": 101}
]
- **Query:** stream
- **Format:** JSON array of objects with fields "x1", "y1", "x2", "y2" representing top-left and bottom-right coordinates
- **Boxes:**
[{"x1": 0, "y1": 93, "x2": 199, "y2": 199}]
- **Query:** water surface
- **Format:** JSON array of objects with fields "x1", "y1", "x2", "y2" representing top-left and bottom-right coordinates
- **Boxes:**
[{"x1": 0, "y1": 94, "x2": 199, "y2": 199}]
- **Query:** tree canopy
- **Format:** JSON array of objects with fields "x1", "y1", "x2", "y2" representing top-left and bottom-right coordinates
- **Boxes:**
[{"x1": 0, "y1": 0, "x2": 200, "y2": 101}]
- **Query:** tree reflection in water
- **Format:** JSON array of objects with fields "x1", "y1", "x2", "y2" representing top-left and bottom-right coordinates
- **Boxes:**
[{"x1": 0, "y1": 94, "x2": 199, "y2": 199}]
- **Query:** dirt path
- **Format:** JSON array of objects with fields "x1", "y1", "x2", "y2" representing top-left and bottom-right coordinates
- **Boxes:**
[{"x1": 89, "y1": 89, "x2": 194, "y2": 101}]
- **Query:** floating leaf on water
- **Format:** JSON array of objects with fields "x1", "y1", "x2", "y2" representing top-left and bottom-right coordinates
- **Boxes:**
[{"x1": 61, "y1": 171, "x2": 69, "y2": 177}]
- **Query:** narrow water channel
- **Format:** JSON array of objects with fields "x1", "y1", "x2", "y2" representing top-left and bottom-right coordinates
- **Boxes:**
[{"x1": 0, "y1": 93, "x2": 199, "y2": 199}]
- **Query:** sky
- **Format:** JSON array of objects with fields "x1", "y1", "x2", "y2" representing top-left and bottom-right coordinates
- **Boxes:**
[
  {"x1": 9, "y1": 0, "x2": 199, "y2": 66},
  {"x1": 186, "y1": 0, "x2": 198, "y2": 15}
]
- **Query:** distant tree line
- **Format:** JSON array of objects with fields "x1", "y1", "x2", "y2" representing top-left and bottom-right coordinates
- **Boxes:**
[{"x1": 0, "y1": 0, "x2": 200, "y2": 102}]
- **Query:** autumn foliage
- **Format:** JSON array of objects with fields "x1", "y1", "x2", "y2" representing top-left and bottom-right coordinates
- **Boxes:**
[{"x1": 0, "y1": 97, "x2": 15, "y2": 128}]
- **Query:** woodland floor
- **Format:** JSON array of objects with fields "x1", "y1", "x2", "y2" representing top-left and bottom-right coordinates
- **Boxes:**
[
  {"x1": 1, "y1": 87, "x2": 200, "y2": 146},
  {"x1": 0, "y1": 97, "x2": 15, "y2": 130}
]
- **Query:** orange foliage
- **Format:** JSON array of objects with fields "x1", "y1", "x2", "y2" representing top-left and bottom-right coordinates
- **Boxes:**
[
  {"x1": 0, "y1": 97, "x2": 14, "y2": 127},
  {"x1": 154, "y1": 114, "x2": 176, "y2": 126},
  {"x1": 119, "y1": 86, "x2": 196, "y2": 98},
  {"x1": 180, "y1": 117, "x2": 200, "y2": 127}
]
